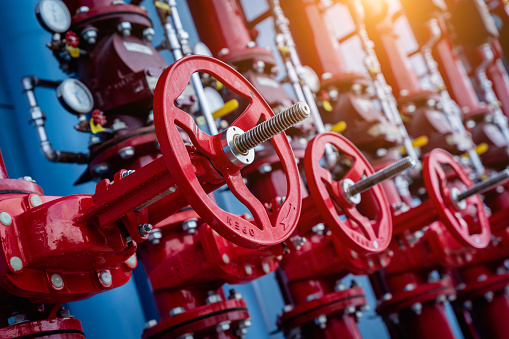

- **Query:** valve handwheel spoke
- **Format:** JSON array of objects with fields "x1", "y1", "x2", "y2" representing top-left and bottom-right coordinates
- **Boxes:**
[
  {"x1": 153, "y1": 55, "x2": 301, "y2": 249},
  {"x1": 423, "y1": 149, "x2": 490, "y2": 248},
  {"x1": 304, "y1": 132, "x2": 392, "y2": 253}
]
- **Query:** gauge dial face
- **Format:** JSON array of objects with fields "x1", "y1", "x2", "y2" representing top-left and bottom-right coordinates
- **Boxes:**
[
  {"x1": 203, "y1": 87, "x2": 225, "y2": 113},
  {"x1": 301, "y1": 65, "x2": 320, "y2": 93},
  {"x1": 193, "y1": 42, "x2": 213, "y2": 57},
  {"x1": 57, "y1": 79, "x2": 94, "y2": 114},
  {"x1": 36, "y1": 0, "x2": 71, "y2": 33}
]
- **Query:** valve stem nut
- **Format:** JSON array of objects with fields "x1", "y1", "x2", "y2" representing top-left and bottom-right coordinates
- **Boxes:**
[{"x1": 137, "y1": 223, "x2": 153, "y2": 237}]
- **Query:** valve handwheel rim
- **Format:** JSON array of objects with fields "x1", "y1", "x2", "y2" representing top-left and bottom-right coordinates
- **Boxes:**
[
  {"x1": 423, "y1": 149, "x2": 490, "y2": 249},
  {"x1": 304, "y1": 132, "x2": 392, "y2": 253},
  {"x1": 153, "y1": 55, "x2": 301, "y2": 249}
]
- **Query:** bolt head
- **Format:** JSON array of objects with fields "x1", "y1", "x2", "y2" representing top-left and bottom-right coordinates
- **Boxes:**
[
  {"x1": 262, "y1": 262, "x2": 271, "y2": 274},
  {"x1": 258, "y1": 164, "x2": 272, "y2": 174},
  {"x1": 313, "y1": 315, "x2": 327, "y2": 329},
  {"x1": 228, "y1": 289, "x2": 242, "y2": 300},
  {"x1": 125, "y1": 254, "x2": 137, "y2": 268},
  {"x1": 118, "y1": 22, "x2": 132, "y2": 35},
  {"x1": 411, "y1": 303, "x2": 423, "y2": 315},
  {"x1": 382, "y1": 293, "x2": 392, "y2": 301},
  {"x1": 216, "y1": 322, "x2": 231, "y2": 332},
  {"x1": 138, "y1": 223, "x2": 153, "y2": 237},
  {"x1": 149, "y1": 229, "x2": 163, "y2": 244},
  {"x1": 403, "y1": 283, "x2": 416, "y2": 291},
  {"x1": 182, "y1": 219, "x2": 198, "y2": 234},
  {"x1": 206, "y1": 292, "x2": 222, "y2": 304},
  {"x1": 484, "y1": 291, "x2": 494, "y2": 302},
  {"x1": 118, "y1": 146, "x2": 135, "y2": 159},
  {"x1": 335, "y1": 282, "x2": 346, "y2": 292},
  {"x1": 144, "y1": 319, "x2": 157, "y2": 329},
  {"x1": 82, "y1": 28, "x2": 97, "y2": 44},
  {"x1": 283, "y1": 304, "x2": 294, "y2": 313},
  {"x1": 0, "y1": 212, "x2": 12, "y2": 226},
  {"x1": 10, "y1": 257, "x2": 23, "y2": 272},
  {"x1": 76, "y1": 6, "x2": 89, "y2": 14},
  {"x1": 244, "y1": 265, "x2": 253, "y2": 275},
  {"x1": 51, "y1": 273, "x2": 64, "y2": 288},
  {"x1": 30, "y1": 194, "x2": 43, "y2": 207},
  {"x1": 99, "y1": 271, "x2": 112, "y2": 286},
  {"x1": 143, "y1": 28, "x2": 155, "y2": 41},
  {"x1": 94, "y1": 163, "x2": 109, "y2": 175},
  {"x1": 169, "y1": 306, "x2": 186, "y2": 317}
]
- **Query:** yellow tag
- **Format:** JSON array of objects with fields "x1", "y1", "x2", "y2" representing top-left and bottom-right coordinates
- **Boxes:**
[
  {"x1": 474, "y1": 143, "x2": 489, "y2": 156},
  {"x1": 400, "y1": 136, "x2": 429, "y2": 154},
  {"x1": 322, "y1": 101, "x2": 333, "y2": 112},
  {"x1": 155, "y1": 1, "x2": 171, "y2": 11},
  {"x1": 68, "y1": 46, "x2": 80, "y2": 58},
  {"x1": 90, "y1": 119, "x2": 105, "y2": 134},
  {"x1": 461, "y1": 143, "x2": 489, "y2": 158},
  {"x1": 278, "y1": 45, "x2": 290, "y2": 54},
  {"x1": 368, "y1": 66, "x2": 381, "y2": 75},
  {"x1": 213, "y1": 99, "x2": 239, "y2": 119},
  {"x1": 214, "y1": 79, "x2": 224, "y2": 91},
  {"x1": 331, "y1": 121, "x2": 347, "y2": 133}
]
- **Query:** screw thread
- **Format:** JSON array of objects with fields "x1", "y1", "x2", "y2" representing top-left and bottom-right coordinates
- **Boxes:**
[
  {"x1": 348, "y1": 156, "x2": 415, "y2": 196},
  {"x1": 457, "y1": 169, "x2": 509, "y2": 202},
  {"x1": 235, "y1": 102, "x2": 310, "y2": 154}
]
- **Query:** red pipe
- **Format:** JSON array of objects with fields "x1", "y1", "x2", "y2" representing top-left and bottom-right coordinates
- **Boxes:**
[
  {"x1": 487, "y1": 40, "x2": 509, "y2": 118},
  {"x1": 362, "y1": 2, "x2": 421, "y2": 99},
  {"x1": 280, "y1": 0, "x2": 349, "y2": 78},
  {"x1": 186, "y1": 0, "x2": 274, "y2": 66}
]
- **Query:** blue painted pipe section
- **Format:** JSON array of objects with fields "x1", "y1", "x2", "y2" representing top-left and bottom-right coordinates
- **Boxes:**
[{"x1": 0, "y1": 1, "x2": 146, "y2": 338}]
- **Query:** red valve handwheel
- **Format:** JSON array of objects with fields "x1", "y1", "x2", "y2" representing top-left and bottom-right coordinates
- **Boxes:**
[
  {"x1": 153, "y1": 55, "x2": 301, "y2": 249},
  {"x1": 304, "y1": 132, "x2": 392, "y2": 253},
  {"x1": 423, "y1": 149, "x2": 490, "y2": 248}
]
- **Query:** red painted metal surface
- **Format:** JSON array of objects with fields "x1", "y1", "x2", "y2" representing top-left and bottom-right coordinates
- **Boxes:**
[
  {"x1": 0, "y1": 318, "x2": 85, "y2": 339},
  {"x1": 487, "y1": 40, "x2": 509, "y2": 118},
  {"x1": 423, "y1": 149, "x2": 490, "y2": 248},
  {"x1": 393, "y1": 149, "x2": 490, "y2": 248},
  {"x1": 187, "y1": 0, "x2": 275, "y2": 67},
  {"x1": 362, "y1": 0, "x2": 421, "y2": 100},
  {"x1": 280, "y1": 0, "x2": 350, "y2": 81},
  {"x1": 153, "y1": 55, "x2": 301, "y2": 248},
  {"x1": 303, "y1": 132, "x2": 391, "y2": 253},
  {"x1": 138, "y1": 210, "x2": 278, "y2": 338}
]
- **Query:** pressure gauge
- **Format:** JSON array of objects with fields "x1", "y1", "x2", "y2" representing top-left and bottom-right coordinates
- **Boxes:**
[
  {"x1": 36, "y1": 0, "x2": 71, "y2": 33},
  {"x1": 57, "y1": 78, "x2": 94, "y2": 115},
  {"x1": 202, "y1": 87, "x2": 225, "y2": 113},
  {"x1": 193, "y1": 42, "x2": 213, "y2": 57},
  {"x1": 300, "y1": 66, "x2": 321, "y2": 93}
]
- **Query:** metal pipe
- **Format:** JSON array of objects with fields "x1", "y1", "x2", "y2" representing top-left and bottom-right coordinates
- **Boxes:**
[
  {"x1": 420, "y1": 19, "x2": 485, "y2": 176},
  {"x1": 270, "y1": 0, "x2": 336, "y2": 164},
  {"x1": 21, "y1": 76, "x2": 88, "y2": 164},
  {"x1": 476, "y1": 43, "x2": 509, "y2": 143},
  {"x1": 456, "y1": 169, "x2": 509, "y2": 202},
  {"x1": 350, "y1": 0, "x2": 419, "y2": 165},
  {"x1": 155, "y1": 0, "x2": 218, "y2": 135},
  {"x1": 347, "y1": 156, "x2": 415, "y2": 197}
]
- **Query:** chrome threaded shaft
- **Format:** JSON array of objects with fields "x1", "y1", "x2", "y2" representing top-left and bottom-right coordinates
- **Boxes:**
[
  {"x1": 348, "y1": 157, "x2": 415, "y2": 197},
  {"x1": 235, "y1": 102, "x2": 310, "y2": 154},
  {"x1": 456, "y1": 169, "x2": 509, "y2": 202}
]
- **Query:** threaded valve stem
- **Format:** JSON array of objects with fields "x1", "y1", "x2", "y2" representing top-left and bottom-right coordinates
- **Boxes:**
[{"x1": 235, "y1": 102, "x2": 310, "y2": 154}]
